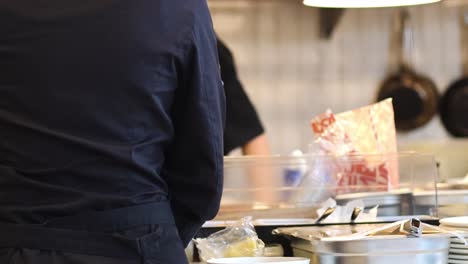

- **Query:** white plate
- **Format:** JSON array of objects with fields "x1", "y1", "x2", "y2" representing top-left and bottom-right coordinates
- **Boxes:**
[
  {"x1": 207, "y1": 257, "x2": 310, "y2": 264},
  {"x1": 441, "y1": 217, "x2": 468, "y2": 228},
  {"x1": 450, "y1": 249, "x2": 468, "y2": 255},
  {"x1": 452, "y1": 240, "x2": 468, "y2": 245},
  {"x1": 450, "y1": 254, "x2": 468, "y2": 260},
  {"x1": 449, "y1": 260, "x2": 468, "y2": 264},
  {"x1": 452, "y1": 244, "x2": 468, "y2": 249}
]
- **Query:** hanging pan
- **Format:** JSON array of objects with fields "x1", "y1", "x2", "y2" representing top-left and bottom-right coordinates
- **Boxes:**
[
  {"x1": 377, "y1": 9, "x2": 440, "y2": 131},
  {"x1": 440, "y1": 10, "x2": 468, "y2": 137}
]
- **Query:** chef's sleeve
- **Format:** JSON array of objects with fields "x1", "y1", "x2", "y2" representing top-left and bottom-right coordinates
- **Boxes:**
[
  {"x1": 217, "y1": 38, "x2": 265, "y2": 155},
  {"x1": 161, "y1": 1, "x2": 225, "y2": 247}
]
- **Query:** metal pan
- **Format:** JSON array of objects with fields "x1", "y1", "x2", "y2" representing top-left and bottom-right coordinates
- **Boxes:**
[
  {"x1": 440, "y1": 10, "x2": 468, "y2": 137},
  {"x1": 377, "y1": 9, "x2": 439, "y2": 131}
]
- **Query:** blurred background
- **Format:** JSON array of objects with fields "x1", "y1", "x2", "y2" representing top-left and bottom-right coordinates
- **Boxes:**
[{"x1": 208, "y1": 0, "x2": 468, "y2": 180}]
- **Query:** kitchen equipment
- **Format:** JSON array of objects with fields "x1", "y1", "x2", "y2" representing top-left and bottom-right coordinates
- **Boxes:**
[
  {"x1": 219, "y1": 153, "x2": 439, "y2": 221},
  {"x1": 217, "y1": 152, "x2": 440, "y2": 232},
  {"x1": 275, "y1": 222, "x2": 451, "y2": 264},
  {"x1": 291, "y1": 236, "x2": 450, "y2": 264},
  {"x1": 440, "y1": 217, "x2": 468, "y2": 263},
  {"x1": 315, "y1": 207, "x2": 336, "y2": 224},
  {"x1": 335, "y1": 189, "x2": 413, "y2": 217},
  {"x1": 399, "y1": 139, "x2": 468, "y2": 182},
  {"x1": 449, "y1": 237, "x2": 468, "y2": 264},
  {"x1": 448, "y1": 259, "x2": 468, "y2": 264},
  {"x1": 377, "y1": 9, "x2": 439, "y2": 131},
  {"x1": 441, "y1": 10, "x2": 468, "y2": 137},
  {"x1": 199, "y1": 216, "x2": 440, "y2": 259},
  {"x1": 438, "y1": 182, "x2": 468, "y2": 191},
  {"x1": 207, "y1": 257, "x2": 310, "y2": 264},
  {"x1": 450, "y1": 257, "x2": 468, "y2": 264},
  {"x1": 218, "y1": 155, "x2": 327, "y2": 221},
  {"x1": 350, "y1": 207, "x2": 363, "y2": 222},
  {"x1": 453, "y1": 244, "x2": 468, "y2": 249},
  {"x1": 404, "y1": 218, "x2": 423, "y2": 237},
  {"x1": 414, "y1": 190, "x2": 468, "y2": 217}
]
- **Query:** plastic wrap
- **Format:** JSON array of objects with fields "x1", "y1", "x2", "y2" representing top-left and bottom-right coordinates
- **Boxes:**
[
  {"x1": 310, "y1": 99, "x2": 399, "y2": 192},
  {"x1": 195, "y1": 217, "x2": 265, "y2": 261}
]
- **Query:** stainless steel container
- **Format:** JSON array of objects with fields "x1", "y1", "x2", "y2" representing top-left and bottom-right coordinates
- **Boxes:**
[
  {"x1": 335, "y1": 190, "x2": 413, "y2": 217},
  {"x1": 291, "y1": 235, "x2": 450, "y2": 264},
  {"x1": 275, "y1": 224, "x2": 451, "y2": 264}
]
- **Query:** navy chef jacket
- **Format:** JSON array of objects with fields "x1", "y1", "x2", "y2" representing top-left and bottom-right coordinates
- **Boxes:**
[{"x1": 0, "y1": 0, "x2": 225, "y2": 246}]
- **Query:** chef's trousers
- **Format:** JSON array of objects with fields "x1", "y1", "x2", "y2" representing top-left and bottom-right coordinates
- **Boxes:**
[{"x1": 0, "y1": 201, "x2": 189, "y2": 264}]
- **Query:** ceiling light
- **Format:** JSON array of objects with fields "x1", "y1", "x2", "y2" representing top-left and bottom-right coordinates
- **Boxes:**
[{"x1": 303, "y1": 0, "x2": 441, "y2": 8}]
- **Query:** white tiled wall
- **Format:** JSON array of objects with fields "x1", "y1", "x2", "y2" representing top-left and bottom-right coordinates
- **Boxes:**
[{"x1": 210, "y1": 0, "x2": 461, "y2": 155}]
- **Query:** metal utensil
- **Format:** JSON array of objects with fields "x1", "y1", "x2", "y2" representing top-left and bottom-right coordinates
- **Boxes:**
[
  {"x1": 315, "y1": 206, "x2": 336, "y2": 224},
  {"x1": 402, "y1": 218, "x2": 423, "y2": 238},
  {"x1": 350, "y1": 207, "x2": 363, "y2": 222}
]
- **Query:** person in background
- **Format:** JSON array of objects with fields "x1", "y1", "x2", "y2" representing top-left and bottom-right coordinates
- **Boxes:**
[
  {"x1": 216, "y1": 37, "x2": 279, "y2": 209},
  {"x1": 0, "y1": 1, "x2": 224, "y2": 264},
  {"x1": 217, "y1": 38, "x2": 271, "y2": 156}
]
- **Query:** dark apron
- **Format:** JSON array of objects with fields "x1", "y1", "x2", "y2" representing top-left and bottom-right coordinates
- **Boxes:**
[{"x1": 0, "y1": 201, "x2": 189, "y2": 264}]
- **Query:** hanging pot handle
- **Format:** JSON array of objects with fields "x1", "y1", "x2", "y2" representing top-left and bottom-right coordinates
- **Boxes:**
[
  {"x1": 460, "y1": 9, "x2": 468, "y2": 75},
  {"x1": 388, "y1": 9, "x2": 412, "y2": 73}
]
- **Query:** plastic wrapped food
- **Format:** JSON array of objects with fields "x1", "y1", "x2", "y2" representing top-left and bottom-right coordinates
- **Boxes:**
[
  {"x1": 310, "y1": 99, "x2": 399, "y2": 191},
  {"x1": 195, "y1": 217, "x2": 265, "y2": 261}
]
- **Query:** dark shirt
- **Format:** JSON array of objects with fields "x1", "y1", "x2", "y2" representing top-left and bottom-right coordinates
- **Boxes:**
[
  {"x1": 217, "y1": 39, "x2": 264, "y2": 155},
  {"x1": 0, "y1": 0, "x2": 224, "y2": 245}
]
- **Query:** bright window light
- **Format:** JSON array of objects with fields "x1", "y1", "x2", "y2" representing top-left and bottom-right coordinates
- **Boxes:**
[{"x1": 303, "y1": 0, "x2": 441, "y2": 8}]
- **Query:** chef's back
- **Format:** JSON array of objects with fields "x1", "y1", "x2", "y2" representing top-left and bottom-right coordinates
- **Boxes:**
[{"x1": 0, "y1": 1, "x2": 225, "y2": 263}]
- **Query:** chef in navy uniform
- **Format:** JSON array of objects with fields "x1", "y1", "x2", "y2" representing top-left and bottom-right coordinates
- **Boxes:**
[
  {"x1": 217, "y1": 38, "x2": 270, "y2": 156},
  {"x1": 0, "y1": 1, "x2": 224, "y2": 264}
]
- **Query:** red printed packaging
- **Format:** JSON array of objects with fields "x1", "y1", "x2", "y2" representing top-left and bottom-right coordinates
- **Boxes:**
[{"x1": 310, "y1": 99, "x2": 398, "y2": 192}]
